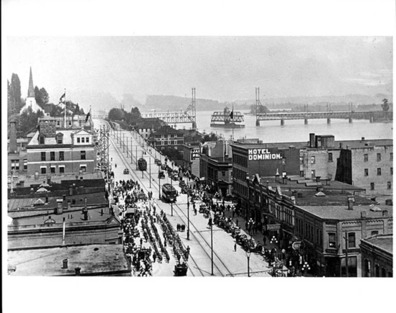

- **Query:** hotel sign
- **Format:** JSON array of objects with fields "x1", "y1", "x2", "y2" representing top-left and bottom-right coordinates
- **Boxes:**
[{"x1": 248, "y1": 148, "x2": 283, "y2": 161}]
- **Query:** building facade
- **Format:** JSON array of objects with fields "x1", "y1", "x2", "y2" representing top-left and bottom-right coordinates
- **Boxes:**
[
  {"x1": 231, "y1": 141, "x2": 301, "y2": 217},
  {"x1": 148, "y1": 125, "x2": 184, "y2": 150},
  {"x1": 302, "y1": 133, "x2": 393, "y2": 196},
  {"x1": 26, "y1": 118, "x2": 97, "y2": 176},
  {"x1": 360, "y1": 234, "x2": 393, "y2": 277},
  {"x1": 246, "y1": 174, "x2": 393, "y2": 277}
]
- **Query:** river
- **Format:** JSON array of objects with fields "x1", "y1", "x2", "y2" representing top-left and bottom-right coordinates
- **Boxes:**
[{"x1": 175, "y1": 110, "x2": 393, "y2": 143}]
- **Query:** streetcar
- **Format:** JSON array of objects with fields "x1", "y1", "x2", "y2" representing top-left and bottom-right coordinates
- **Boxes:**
[{"x1": 162, "y1": 183, "x2": 178, "y2": 203}]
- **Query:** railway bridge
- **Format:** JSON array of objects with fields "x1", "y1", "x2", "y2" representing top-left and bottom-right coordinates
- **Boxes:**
[{"x1": 255, "y1": 111, "x2": 392, "y2": 126}]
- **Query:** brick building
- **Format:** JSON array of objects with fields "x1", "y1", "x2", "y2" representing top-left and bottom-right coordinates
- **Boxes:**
[
  {"x1": 26, "y1": 118, "x2": 97, "y2": 176},
  {"x1": 231, "y1": 141, "x2": 301, "y2": 216},
  {"x1": 302, "y1": 133, "x2": 393, "y2": 196},
  {"x1": 148, "y1": 125, "x2": 184, "y2": 150},
  {"x1": 246, "y1": 174, "x2": 393, "y2": 277}
]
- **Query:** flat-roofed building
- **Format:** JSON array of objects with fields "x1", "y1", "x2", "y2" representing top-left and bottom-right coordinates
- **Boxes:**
[
  {"x1": 246, "y1": 174, "x2": 392, "y2": 277},
  {"x1": 360, "y1": 234, "x2": 393, "y2": 277}
]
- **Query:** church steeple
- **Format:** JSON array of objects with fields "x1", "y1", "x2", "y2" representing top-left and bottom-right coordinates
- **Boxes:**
[{"x1": 27, "y1": 67, "x2": 35, "y2": 98}]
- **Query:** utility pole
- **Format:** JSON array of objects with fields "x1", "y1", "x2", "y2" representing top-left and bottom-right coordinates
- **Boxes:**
[
  {"x1": 345, "y1": 231, "x2": 349, "y2": 277},
  {"x1": 187, "y1": 194, "x2": 190, "y2": 240}
]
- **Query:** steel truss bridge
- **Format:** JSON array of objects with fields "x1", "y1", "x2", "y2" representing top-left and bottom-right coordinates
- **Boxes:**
[
  {"x1": 142, "y1": 88, "x2": 197, "y2": 129},
  {"x1": 256, "y1": 110, "x2": 392, "y2": 126}
]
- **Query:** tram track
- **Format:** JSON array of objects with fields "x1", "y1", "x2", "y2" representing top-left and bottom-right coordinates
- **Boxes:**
[
  {"x1": 107, "y1": 128, "x2": 208, "y2": 276},
  {"x1": 107, "y1": 126, "x2": 236, "y2": 277}
]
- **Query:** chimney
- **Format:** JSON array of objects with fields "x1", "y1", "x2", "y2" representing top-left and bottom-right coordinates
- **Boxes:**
[
  {"x1": 309, "y1": 133, "x2": 315, "y2": 148},
  {"x1": 347, "y1": 196, "x2": 355, "y2": 210},
  {"x1": 62, "y1": 259, "x2": 68, "y2": 269},
  {"x1": 9, "y1": 119, "x2": 17, "y2": 153},
  {"x1": 361, "y1": 137, "x2": 365, "y2": 141},
  {"x1": 56, "y1": 200, "x2": 63, "y2": 214}
]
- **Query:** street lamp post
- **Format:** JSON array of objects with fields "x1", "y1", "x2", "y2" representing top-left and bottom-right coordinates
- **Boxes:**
[
  {"x1": 302, "y1": 261, "x2": 311, "y2": 277},
  {"x1": 210, "y1": 214, "x2": 214, "y2": 275},
  {"x1": 158, "y1": 165, "x2": 162, "y2": 200},
  {"x1": 246, "y1": 249, "x2": 251, "y2": 277},
  {"x1": 170, "y1": 171, "x2": 173, "y2": 216}
]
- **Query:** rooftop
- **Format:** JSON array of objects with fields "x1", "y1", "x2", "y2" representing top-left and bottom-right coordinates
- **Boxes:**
[
  {"x1": 361, "y1": 234, "x2": 393, "y2": 255},
  {"x1": 300, "y1": 204, "x2": 392, "y2": 220},
  {"x1": 8, "y1": 191, "x2": 107, "y2": 212},
  {"x1": 7, "y1": 244, "x2": 130, "y2": 276},
  {"x1": 231, "y1": 138, "x2": 392, "y2": 150},
  {"x1": 9, "y1": 206, "x2": 115, "y2": 227}
]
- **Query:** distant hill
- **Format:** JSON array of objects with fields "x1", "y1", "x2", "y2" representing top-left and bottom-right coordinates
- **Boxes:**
[{"x1": 144, "y1": 95, "x2": 229, "y2": 111}]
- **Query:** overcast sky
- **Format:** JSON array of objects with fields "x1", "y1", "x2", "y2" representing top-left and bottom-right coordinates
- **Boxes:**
[{"x1": 5, "y1": 36, "x2": 392, "y2": 104}]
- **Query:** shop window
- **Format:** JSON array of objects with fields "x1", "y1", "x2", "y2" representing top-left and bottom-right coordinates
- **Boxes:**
[
  {"x1": 341, "y1": 256, "x2": 357, "y2": 277},
  {"x1": 328, "y1": 233, "x2": 336, "y2": 248}
]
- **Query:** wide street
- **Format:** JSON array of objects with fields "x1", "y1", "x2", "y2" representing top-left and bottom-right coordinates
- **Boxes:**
[{"x1": 95, "y1": 119, "x2": 272, "y2": 277}]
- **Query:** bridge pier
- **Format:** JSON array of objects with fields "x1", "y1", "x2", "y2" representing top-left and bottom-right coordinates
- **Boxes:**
[
  {"x1": 256, "y1": 120, "x2": 260, "y2": 126},
  {"x1": 280, "y1": 119, "x2": 285, "y2": 126},
  {"x1": 304, "y1": 118, "x2": 308, "y2": 125},
  {"x1": 327, "y1": 118, "x2": 331, "y2": 124}
]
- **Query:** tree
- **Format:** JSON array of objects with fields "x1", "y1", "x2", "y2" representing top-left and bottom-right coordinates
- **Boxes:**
[
  {"x1": 16, "y1": 106, "x2": 44, "y2": 137},
  {"x1": 35, "y1": 86, "x2": 49, "y2": 106},
  {"x1": 382, "y1": 98, "x2": 390, "y2": 112},
  {"x1": 8, "y1": 73, "x2": 22, "y2": 113},
  {"x1": 130, "y1": 107, "x2": 142, "y2": 120},
  {"x1": 108, "y1": 108, "x2": 125, "y2": 121}
]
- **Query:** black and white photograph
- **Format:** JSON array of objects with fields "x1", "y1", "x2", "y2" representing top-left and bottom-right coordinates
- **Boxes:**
[{"x1": 2, "y1": 1, "x2": 395, "y2": 312}]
